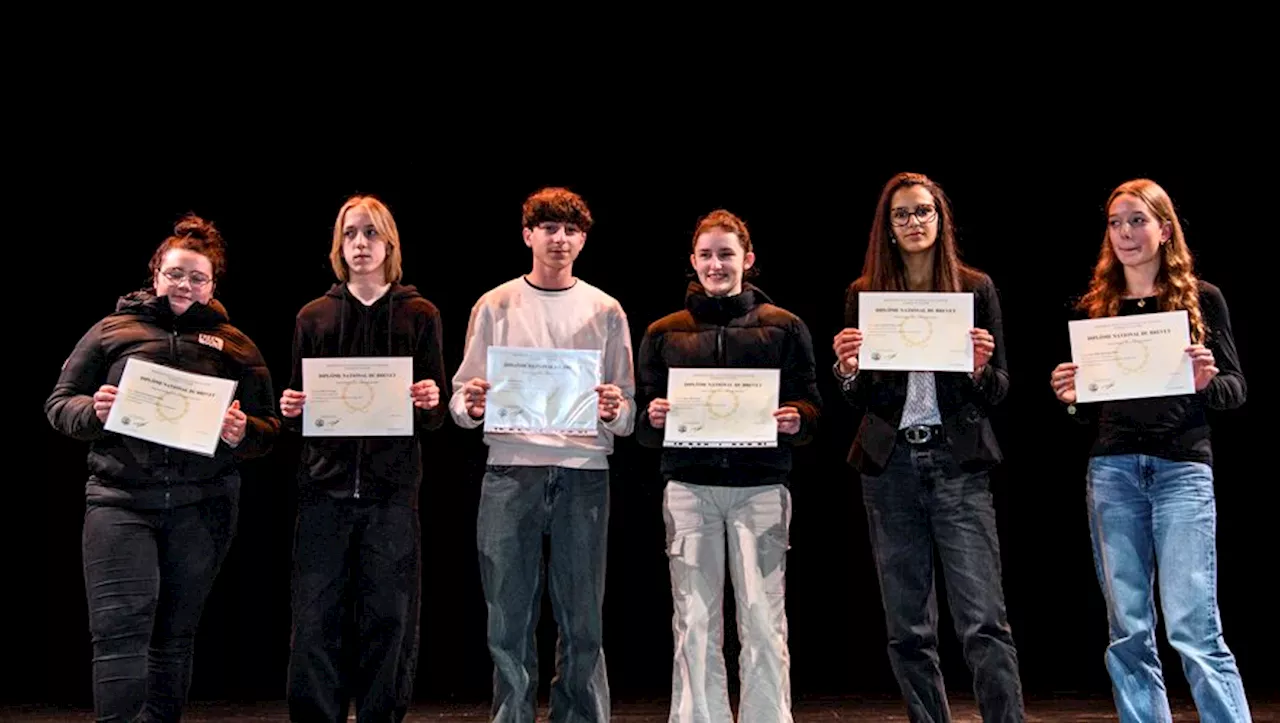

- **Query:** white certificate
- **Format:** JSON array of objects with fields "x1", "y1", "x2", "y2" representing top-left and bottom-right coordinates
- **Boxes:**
[
  {"x1": 663, "y1": 368, "x2": 780, "y2": 448},
  {"x1": 1069, "y1": 310, "x2": 1194, "y2": 403},
  {"x1": 485, "y1": 346, "x2": 602, "y2": 436},
  {"x1": 104, "y1": 358, "x2": 238, "y2": 457},
  {"x1": 302, "y1": 357, "x2": 414, "y2": 437},
  {"x1": 858, "y1": 292, "x2": 974, "y2": 372}
]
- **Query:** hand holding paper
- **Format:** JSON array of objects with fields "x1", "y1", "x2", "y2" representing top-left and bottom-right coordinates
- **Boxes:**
[
  {"x1": 858, "y1": 292, "x2": 975, "y2": 372},
  {"x1": 221, "y1": 400, "x2": 246, "y2": 446},
  {"x1": 1068, "y1": 311, "x2": 1195, "y2": 403},
  {"x1": 663, "y1": 368, "x2": 781, "y2": 448},
  {"x1": 302, "y1": 357, "x2": 414, "y2": 437},
  {"x1": 103, "y1": 358, "x2": 239, "y2": 456},
  {"x1": 484, "y1": 347, "x2": 602, "y2": 436}
]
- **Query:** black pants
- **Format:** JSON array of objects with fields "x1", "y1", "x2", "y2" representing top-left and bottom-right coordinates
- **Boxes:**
[
  {"x1": 287, "y1": 497, "x2": 422, "y2": 723},
  {"x1": 861, "y1": 441, "x2": 1024, "y2": 723},
  {"x1": 82, "y1": 495, "x2": 237, "y2": 723}
]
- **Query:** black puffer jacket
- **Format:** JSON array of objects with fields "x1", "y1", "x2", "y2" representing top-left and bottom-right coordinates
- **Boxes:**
[
  {"x1": 636, "y1": 282, "x2": 821, "y2": 487},
  {"x1": 46, "y1": 290, "x2": 280, "y2": 509}
]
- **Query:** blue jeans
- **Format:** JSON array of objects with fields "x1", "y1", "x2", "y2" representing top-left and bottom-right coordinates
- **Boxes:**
[
  {"x1": 861, "y1": 442, "x2": 1023, "y2": 723},
  {"x1": 82, "y1": 496, "x2": 237, "y2": 723},
  {"x1": 476, "y1": 465, "x2": 610, "y2": 723},
  {"x1": 1086, "y1": 454, "x2": 1251, "y2": 723}
]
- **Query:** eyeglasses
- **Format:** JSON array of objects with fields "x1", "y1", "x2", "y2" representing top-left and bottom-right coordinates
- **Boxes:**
[
  {"x1": 160, "y1": 268, "x2": 212, "y2": 287},
  {"x1": 537, "y1": 222, "x2": 583, "y2": 236},
  {"x1": 889, "y1": 205, "x2": 938, "y2": 226}
]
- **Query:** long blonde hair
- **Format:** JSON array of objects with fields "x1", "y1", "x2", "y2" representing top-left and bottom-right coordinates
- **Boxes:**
[{"x1": 1077, "y1": 179, "x2": 1205, "y2": 343}]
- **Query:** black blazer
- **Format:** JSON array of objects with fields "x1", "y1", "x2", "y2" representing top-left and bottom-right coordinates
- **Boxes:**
[{"x1": 838, "y1": 271, "x2": 1009, "y2": 476}]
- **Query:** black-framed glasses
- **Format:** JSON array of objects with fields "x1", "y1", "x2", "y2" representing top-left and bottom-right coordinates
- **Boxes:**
[
  {"x1": 160, "y1": 268, "x2": 212, "y2": 287},
  {"x1": 889, "y1": 205, "x2": 938, "y2": 226}
]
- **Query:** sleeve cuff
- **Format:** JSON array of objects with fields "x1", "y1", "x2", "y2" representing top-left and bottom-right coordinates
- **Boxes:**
[
  {"x1": 832, "y1": 360, "x2": 856, "y2": 381},
  {"x1": 600, "y1": 400, "x2": 634, "y2": 436}
]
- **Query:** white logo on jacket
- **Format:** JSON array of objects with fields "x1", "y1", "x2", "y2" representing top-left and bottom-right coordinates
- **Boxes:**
[{"x1": 198, "y1": 333, "x2": 225, "y2": 351}]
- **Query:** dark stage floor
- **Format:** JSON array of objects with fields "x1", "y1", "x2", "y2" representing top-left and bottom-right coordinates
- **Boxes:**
[{"x1": 4, "y1": 697, "x2": 1277, "y2": 722}]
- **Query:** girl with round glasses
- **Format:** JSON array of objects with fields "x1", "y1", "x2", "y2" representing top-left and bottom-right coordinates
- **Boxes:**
[
  {"x1": 45, "y1": 214, "x2": 280, "y2": 723},
  {"x1": 832, "y1": 172, "x2": 1025, "y2": 722}
]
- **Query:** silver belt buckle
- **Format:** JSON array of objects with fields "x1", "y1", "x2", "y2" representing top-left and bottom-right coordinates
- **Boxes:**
[{"x1": 904, "y1": 425, "x2": 933, "y2": 444}]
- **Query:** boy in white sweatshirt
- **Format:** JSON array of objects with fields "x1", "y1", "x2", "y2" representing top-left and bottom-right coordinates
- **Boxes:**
[{"x1": 449, "y1": 187, "x2": 635, "y2": 723}]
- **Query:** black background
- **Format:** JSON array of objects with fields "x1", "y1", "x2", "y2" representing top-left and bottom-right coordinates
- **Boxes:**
[{"x1": 11, "y1": 80, "x2": 1275, "y2": 707}]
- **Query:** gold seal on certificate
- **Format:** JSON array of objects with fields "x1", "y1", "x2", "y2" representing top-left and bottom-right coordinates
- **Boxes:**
[
  {"x1": 302, "y1": 357, "x2": 414, "y2": 437},
  {"x1": 340, "y1": 381, "x2": 376, "y2": 412},
  {"x1": 858, "y1": 292, "x2": 974, "y2": 372},
  {"x1": 484, "y1": 346, "x2": 603, "y2": 436},
  {"x1": 663, "y1": 368, "x2": 780, "y2": 448},
  {"x1": 1068, "y1": 310, "x2": 1194, "y2": 403},
  {"x1": 155, "y1": 391, "x2": 191, "y2": 422},
  {"x1": 104, "y1": 357, "x2": 239, "y2": 457},
  {"x1": 898, "y1": 314, "x2": 934, "y2": 347}
]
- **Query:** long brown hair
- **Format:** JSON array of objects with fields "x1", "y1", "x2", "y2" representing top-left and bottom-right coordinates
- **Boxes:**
[
  {"x1": 1077, "y1": 179, "x2": 1205, "y2": 343},
  {"x1": 856, "y1": 172, "x2": 976, "y2": 292}
]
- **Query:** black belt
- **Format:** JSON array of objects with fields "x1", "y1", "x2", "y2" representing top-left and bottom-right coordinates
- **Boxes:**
[{"x1": 898, "y1": 424, "x2": 944, "y2": 445}]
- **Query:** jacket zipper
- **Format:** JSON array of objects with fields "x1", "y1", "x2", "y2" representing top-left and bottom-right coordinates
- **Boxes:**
[
  {"x1": 716, "y1": 324, "x2": 728, "y2": 467},
  {"x1": 353, "y1": 306, "x2": 370, "y2": 500},
  {"x1": 165, "y1": 328, "x2": 179, "y2": 508},
  {"x1": 353, "y1": 440, "x2": 363, "y2": 499}
]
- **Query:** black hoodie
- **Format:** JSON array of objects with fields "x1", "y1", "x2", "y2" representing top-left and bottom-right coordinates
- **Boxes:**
[
  {"x1": 636, "y1": 281, "x2": 822, "y2": 487},
  {"x1": 286, "y1": 283, "x2": 447, "y2": 507},
  {"x1": 46, "y1": 290, "x2": 280, "y2": 509}
]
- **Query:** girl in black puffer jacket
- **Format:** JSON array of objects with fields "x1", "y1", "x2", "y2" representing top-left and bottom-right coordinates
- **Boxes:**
[
  {"x1": 46, "y1": 214, "x2": 279, "y2": 723},
  {"x1": 635, "y1": 209, "x2": 819, "y2": 723}
]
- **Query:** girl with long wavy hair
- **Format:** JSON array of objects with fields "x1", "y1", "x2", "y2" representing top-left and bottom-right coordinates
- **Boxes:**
[{"x1": 1050, "y1": 179, "x2": 1250, "y2": 723}]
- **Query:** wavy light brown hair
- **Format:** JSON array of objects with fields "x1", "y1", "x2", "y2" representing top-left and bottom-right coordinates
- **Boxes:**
[
  {"x1": 329, "y1": 195, "x2": 404, "y2": 283},
  {"x1": 856, "y1": 172, "x2": 977, "y2": 292},
  {"x1": 1077, "y1": 179, "x2": 1204, "y2": 343}
]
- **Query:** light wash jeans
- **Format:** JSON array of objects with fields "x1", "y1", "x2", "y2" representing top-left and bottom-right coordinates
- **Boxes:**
[{"x1": 1087, "y1": 454, "x2": 1251, "y2": 723}]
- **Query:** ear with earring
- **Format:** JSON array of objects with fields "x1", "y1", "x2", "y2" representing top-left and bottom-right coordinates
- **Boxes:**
[{"x1": 889, "y1": 235, "x2": 897, "y2": 245}]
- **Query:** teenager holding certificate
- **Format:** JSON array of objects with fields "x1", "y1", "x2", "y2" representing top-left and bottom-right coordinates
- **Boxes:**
[
  {"x1": 832, "y1": 172, "x2": 1024, "y2": 722},
  {"x1": 45, "y1": 214, "x2": 279, "y2": 723},
  {"x1": 449, "y1": 187, "x2": 635, "y2": 722},
  {"x1": 635, "y1": 209, "x2": 820, "y2": 723},
  {"x1": 1049, "y1": 179, "x2": 1250, "y2": 723},
  {"x1": 278, "y1": 195, "x2": 447, "y2": 722}
]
